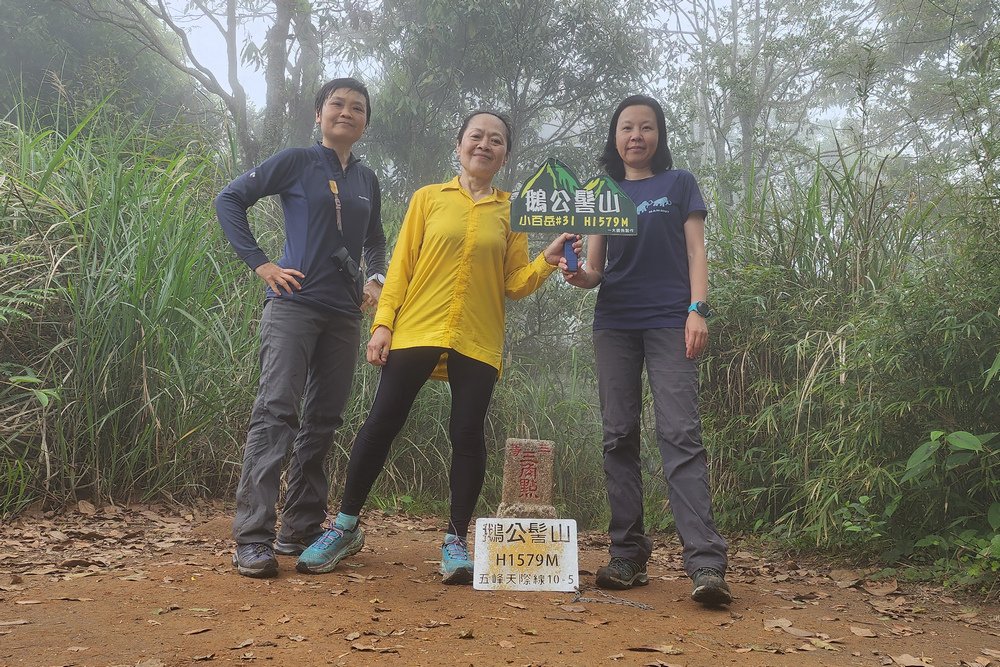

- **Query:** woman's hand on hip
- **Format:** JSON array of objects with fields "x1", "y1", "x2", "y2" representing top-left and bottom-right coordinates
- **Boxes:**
[
  {"x1": 685, "y1": 311, "x2": 709, "y2": 359},
  {"x1": 367, "y1": 326, "x2": 392, "y2": 366},
  {"x1": 254, "y1": 262, "x2": 304, "y2": 296}
]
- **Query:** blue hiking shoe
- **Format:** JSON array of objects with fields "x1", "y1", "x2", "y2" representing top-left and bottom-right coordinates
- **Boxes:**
[
  {"x1": 440, "y1": 534, "x2": 473, "y2": 585},
  {"x1": 274, "y1": 532, "x2": 324, "y2": 557},
  {"x1": 232, "y1": 542, "x2": 278, "y2": 578},
  {"x1": 295, "y1": 524, "x2": 365, "y2": 574}
]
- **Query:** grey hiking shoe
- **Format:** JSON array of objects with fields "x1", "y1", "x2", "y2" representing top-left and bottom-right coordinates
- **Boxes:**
[
  {"x1": 232, "y1": 542, "x2": 278, "y2": 578},
  {"x1": 691, "y1": 567, "x2": 732, "y2": 605},
  {"x1": 295, "y1": 524, "x2": 365, "y2": 574},
  {"x1": 596, "y1": 556, "x2": 649, "y2": 590},
  {"x1": 274, "y1": 532, "x2": 324, "y2": 557}
]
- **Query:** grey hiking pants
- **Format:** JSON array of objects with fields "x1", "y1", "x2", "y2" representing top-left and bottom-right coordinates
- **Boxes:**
[
  {"x1": 233, "y1": 298, "x2": 360, "y2": 545},
  {"x1": 594, "y1": 327, "x2": 728, "y2": 577}
]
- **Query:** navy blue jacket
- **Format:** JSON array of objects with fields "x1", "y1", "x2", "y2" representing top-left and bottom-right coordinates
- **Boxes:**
[{"x1": 215, "y1": 143, "x2": 387, "y2": 318}]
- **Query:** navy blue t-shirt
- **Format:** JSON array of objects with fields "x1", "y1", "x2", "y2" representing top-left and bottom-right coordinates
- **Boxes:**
[
  {"x1": 215, "y1": 143, "x2": 386, "y2": 318},
  {"x1": 593, "y1": 169, "x2": 707, "y2": 330}
]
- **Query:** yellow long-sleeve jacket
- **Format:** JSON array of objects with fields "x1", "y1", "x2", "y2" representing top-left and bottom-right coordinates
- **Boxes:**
[{"x1": 372, "y1": 177, "x2": 557, "y2": 380}]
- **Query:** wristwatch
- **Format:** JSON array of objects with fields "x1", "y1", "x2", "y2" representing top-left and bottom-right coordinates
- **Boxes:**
[
  {"x1": 688, "y1": 300, "x2": 712, "y2": 318},
  {"x1": 368, "y1": 273, "x2": 386, "y2": 286}
]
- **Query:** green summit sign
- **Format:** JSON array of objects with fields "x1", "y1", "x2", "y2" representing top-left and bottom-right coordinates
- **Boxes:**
[{"x1": 511, "y1": 158, "x2": 637, "y2": 236}]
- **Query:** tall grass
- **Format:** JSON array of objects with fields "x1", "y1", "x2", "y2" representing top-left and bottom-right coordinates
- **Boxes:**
[
  {"x1": 1, "y1": 100, "x2": 260, "y2": 507},
  {"x1": 705, "y1": 148, "x2": 1000, "y2": 548}
]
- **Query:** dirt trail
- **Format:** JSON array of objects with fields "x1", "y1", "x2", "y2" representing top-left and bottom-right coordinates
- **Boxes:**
[{"x1": 1, "y1": 501, "x2": 997, "y2": 667}]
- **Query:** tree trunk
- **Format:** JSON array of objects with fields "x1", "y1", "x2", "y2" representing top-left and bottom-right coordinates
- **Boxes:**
[
  {"x1": 258, "y1": 0, "x2": 292, "y2": 159},
  {"x1": 289, "y1": 5, "x2": 322, "y2": 149}
]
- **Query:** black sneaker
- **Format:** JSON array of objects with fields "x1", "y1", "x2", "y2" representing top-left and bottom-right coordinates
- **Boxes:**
[
  {"x1": 274, "y1": 532, "x2": 323, "y2": 557},
  {"x1": 691, "y1": 567, "x2": 732, "y2": 605},
  {"x1": 232, "y1": 542, "x2": 278, "y2": 578},
  {"x1": 596, "y1": 557, "x2": 649, "y2": 589}
]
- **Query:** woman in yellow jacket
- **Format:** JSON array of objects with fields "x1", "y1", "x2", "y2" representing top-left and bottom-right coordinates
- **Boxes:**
[{"x1": 297, "y1": 110, "x2": 577, "y2": 583}]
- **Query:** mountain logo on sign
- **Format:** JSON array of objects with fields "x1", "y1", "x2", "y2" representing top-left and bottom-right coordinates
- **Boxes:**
[{"x1": 510, "y1": 158, "x2": 638, "y2": 236}]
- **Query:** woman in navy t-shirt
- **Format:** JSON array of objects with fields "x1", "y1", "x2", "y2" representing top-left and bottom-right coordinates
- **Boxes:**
[{"x1": 565, "y1": 95, "x2": 732, "y2": 605}]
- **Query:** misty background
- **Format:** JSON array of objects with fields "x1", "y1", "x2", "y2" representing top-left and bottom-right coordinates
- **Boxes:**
[{"x1": 1, "y1": 0, "x2": 998, "y2": 591}]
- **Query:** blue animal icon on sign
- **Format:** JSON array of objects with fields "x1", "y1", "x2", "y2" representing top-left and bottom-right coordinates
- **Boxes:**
[{"x1": 636, "y1": 196, "x2": 672, "y2": 215}]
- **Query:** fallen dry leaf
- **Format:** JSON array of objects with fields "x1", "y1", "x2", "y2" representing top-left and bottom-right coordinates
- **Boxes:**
[
  {"x1": 829, "y1": 568, "x2": 862, "y2": 587},
  {"x1": 351, "y1": 643, "x2": 399, "y2": 653},
  {"x1": 627, "y1": 645, "x2": 683, "y2": 655},
  {"x1": 864, "y1": 578, "x2": 899, "y2": 597},
  {"x1": 808, "y1": 638, "x2": 839, "y2": 651},
  {"x1": 782, "y1": 626, "x2": 815, "y2": 638}
]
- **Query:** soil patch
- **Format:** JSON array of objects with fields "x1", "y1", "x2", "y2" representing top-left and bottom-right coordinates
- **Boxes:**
[{"x1": 1, "y1": 502, "x2": 998, "y2": 666}]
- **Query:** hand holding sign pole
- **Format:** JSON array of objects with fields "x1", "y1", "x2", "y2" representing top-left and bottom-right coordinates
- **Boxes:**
[
  {"x1": 511, "y1": 158, "x2": 638, "y2": 272},
  {"x1": 564, "y1": 238, "x2": 578, "y2": 272}
]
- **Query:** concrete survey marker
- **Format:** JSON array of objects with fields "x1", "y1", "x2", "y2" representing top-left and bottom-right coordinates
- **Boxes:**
[
  {"x1": 473, "y1": 517, "x2": 579, "y2": 591},
  {"x1": 496, "y1": 438, "x2": 556, "y2": 519}
]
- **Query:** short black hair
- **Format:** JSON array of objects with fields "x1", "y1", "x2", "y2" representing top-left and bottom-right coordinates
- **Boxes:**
[
  {"x1": 457, "y1": 110, "x2": 514, "y2": 152},
  {"x1": 598, "y1": 95, "x2": 673, "y2": 180},
  {"x1": 314, "y1": 78, "x2": 371, "y2": 124}
]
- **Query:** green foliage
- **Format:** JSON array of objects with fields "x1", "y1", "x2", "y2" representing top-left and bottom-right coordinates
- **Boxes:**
[
  {"x1": 0, "y1": 458, "x2": 30, "y2": 519},
  {"x1": 1, "y1": 93, "x2": 258, "y2": 505},
  {"x1": 894, "y1": 428, "x2": 999, "y2": 587},
  {"x1": 834, "y1": 495, "x2": 898, "y2": 548},
  {"x1": 703, "y1": 136, "x2": 1000, "y2": 572}
]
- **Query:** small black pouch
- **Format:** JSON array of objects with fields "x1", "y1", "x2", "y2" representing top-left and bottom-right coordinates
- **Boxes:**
[{"x1": 331, "y1": 246, "x2": 362, "y2": 303}]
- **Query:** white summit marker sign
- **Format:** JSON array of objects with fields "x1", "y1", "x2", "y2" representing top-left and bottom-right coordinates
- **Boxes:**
[{"x1": 473, "y1": 517, "x2": 578, "y2": 592}]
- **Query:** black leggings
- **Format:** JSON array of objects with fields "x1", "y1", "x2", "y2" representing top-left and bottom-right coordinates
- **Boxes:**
[{"x1": 339, "y1": 347, "x2": 497, "y2": 538}]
